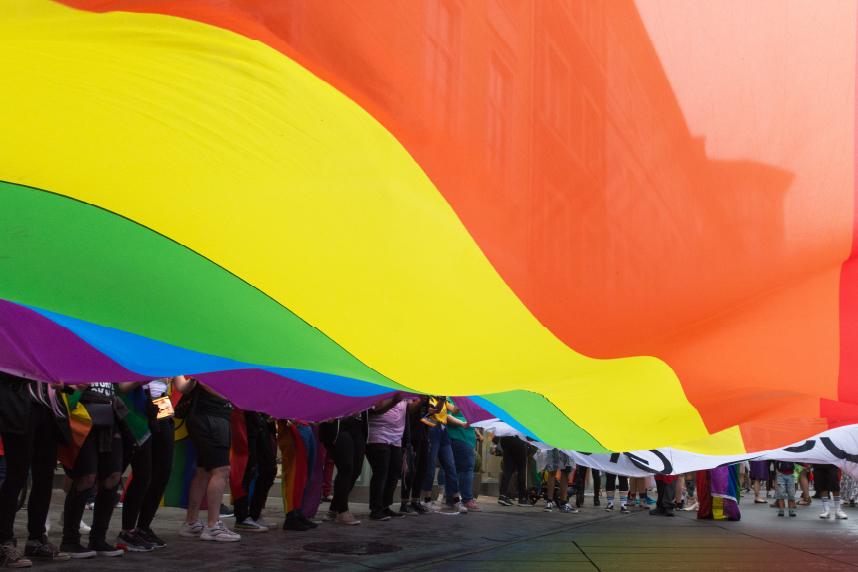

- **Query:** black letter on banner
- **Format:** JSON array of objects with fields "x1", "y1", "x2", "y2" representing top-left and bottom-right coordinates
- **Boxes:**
[
  {"x1": 820, "y1": 437, "x2": 858, "y2": 463},
  {"x1": 784, "y1": 440, "x2": 815, "y2": 453},
  {"x1": 625, "y1": 451, "x2": 673, "y2": 475}
]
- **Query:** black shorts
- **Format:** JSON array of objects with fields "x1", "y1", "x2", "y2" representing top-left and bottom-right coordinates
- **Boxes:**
[
  {"x1": 813, "y1": 464, "x2": 840, "y2": 493},
  {"x1": 188, "y1": 413, "x2": 231, "y2": 471},
  {"x1": 67, "y1": 426, "x2": 123, "y2": 479}
]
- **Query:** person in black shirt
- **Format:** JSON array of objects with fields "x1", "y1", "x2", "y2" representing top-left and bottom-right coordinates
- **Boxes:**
[
  {"x1": 60, "y1": 382, "x2": 127, "y2": 558},
  {"x1": 0, "y1": 373, "x2": 72, "y2": 566}
]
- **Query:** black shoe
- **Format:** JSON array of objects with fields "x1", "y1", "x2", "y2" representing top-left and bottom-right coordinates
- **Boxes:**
[
  {"x1": 136, "y1": 527, "x2": 166, "y2": 549},
  {"x1": 117, "y1": 530, "x2": 153, "y2": 552},
  {"x1": 25, "y1": 537, "x2": 71, "y2": 561},
  {"x1": 59, "y1": 542, "x2": 96, "y2": 559},
  {"x1": 517, "y1": 498, "x2": 531, "y2": 507},
  {"x1": 594, "y1": 498, "x2": 601, "y2": 507},
  {"x1": 88, "y1": 539, "x2": 123, "y2": 557},
  {"x1": 383, "y1": 508, "x2": 406, "y2": 519},
  {"x1": 497, "y1": 496, "x2": 513, "y2": 506},
  {"x1": 369, "y1": 511, "x2": 391, "y2": 521},
  {"x1": 298, "y1": 515, "x2": 318, "y2": 529},
  {"x1": 663, "y1": 510, "x2": 675, "y2": 517},
  {"x1": 649, "y1": 508, "x2": 664, "y2": 516},
  {"x1": 219, "y1": 504, "x2": 234, "y2": 518},
  {"x1": 282, "y1": 518, "x2": 311, "y2": 531},
  {"x1": 411, "y1": 500, "x2": 428, "y2": 514},
  {"x1": 399, "y1": 502, "x2": 416, "y2": 516}
]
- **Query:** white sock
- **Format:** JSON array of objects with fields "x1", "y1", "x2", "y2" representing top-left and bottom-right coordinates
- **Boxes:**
[
  {"x1": 823, "y1": 497, "x2": 830, "y2": 512},
  {"x1": 834, "y1": 496, "x2": 841, "y2": 511}
]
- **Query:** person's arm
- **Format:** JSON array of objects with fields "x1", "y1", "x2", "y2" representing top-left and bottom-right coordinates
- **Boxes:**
[
  {"x1": 173, "y1": 375, "x2": 195, "y2": 394},
  {"x1": 406, "y1": 396, "x2": 425, "y2": 414},
  {"x1": 447, "y1": 415, "x2": 469, "y2": 428},
  {"x1": 370, "y1": 394, "x2": 401, "y2": 415},
  {"x1": 117, "y1": 381, "x2": 144, "y2": 393}
]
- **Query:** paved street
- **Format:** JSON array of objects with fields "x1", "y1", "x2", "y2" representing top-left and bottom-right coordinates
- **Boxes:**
[{"x1": 16, "y1": 492, "x2": 858, "y2": 571}]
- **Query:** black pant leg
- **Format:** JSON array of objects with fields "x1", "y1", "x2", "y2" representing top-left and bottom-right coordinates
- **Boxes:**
[
  {"x1": 365, "y1": 444, "x2": 390, "y2": 513},
  {"x1": 328, "y1": 430, "x2": 354, "y2": 514},
  {"x1": 0, "y1": 431, "x2": 30, "y2": 543},
  {"x1": 138, "y1": 419, "x2": 173, "y2": 529},
  {"x1": 349, "y1": 424, "x2": 366, "y2": 494},
  {"x1": 249, "y1": 428, "x2": 276, "y2": 520},
  {"x1": 27, "y1": 406, "x2": 58, "y2": 541},
  {"x1": 121, "y1": 437, "x2": 152, "y2": 531},
  {"x1": 384, "y1": 446, "x2": 403, "y2": 509},
  {"x1": 89, "y1": 432, "x2": 123, "y2": 544}
]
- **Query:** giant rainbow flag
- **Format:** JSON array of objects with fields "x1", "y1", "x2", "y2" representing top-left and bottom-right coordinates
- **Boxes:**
[{"x1": 1, "y1": 0, "x2": 857, "y2": 456}]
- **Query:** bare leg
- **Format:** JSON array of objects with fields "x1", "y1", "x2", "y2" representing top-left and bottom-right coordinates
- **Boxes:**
[
  {"x1": 206, "y1": 467, "x2": 230, "y2": 527},
  {"x1": 186, "y1": 468, "x2": 209, "y2": 524},
  {"x1": 545, "y1": 472, "x2": 556, "y2": 503}
]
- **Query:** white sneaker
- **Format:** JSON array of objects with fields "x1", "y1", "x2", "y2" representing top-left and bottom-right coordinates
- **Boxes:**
[
  {"x1": 456, "y1": 501, "x2": 468, "y2": 514},
  {"x1": 836, "y1": 509, "x2": 849, "y2": 520},
  {"x1": 179, "y1": 520, "x2": 204, "y2": 537},
  {"x1": 819, "y1": 510, "x2": 831, "y2": 519},
  {"x1": 200, "y1": 521, "x2": 241, "y2": 542},
  {"x1": 254, "y1": 517, "x2": 273, "y2": 529},
  {"x1": 235, "y1": 518, "x2": 268, "y2": 532},
  {"x1": 544, "y1": 500, "x2": 555, "y2": 512},
  {"x1": 421, "y1": 501, "x2": 441, "y2": 513}
]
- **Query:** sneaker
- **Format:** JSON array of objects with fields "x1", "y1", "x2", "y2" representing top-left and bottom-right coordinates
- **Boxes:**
[
  {"x1": 421, "y1": 501, "x2": 441, "y2": 513},
  {"x1": 0, "y1": 541, "x2": 33, "y2": 568},
  {"x1": 282, "y1": 518, "x2": 312, "y2": 531},
  {"x1": 605, "y1": 502, "x2": 614, "y2": 511},
  {"x1": 836, "y1": 509, "x2": 849, "y2": 520},
  {"x1": 85, "y1": 501, "x2": 95, "y2": 511},
  {"x1": 620, "y1": 504, "x2": 630, "y2": 514},
  {"x1": 497, "y1": 496, "x2": 513, "y2": 507},
  {"x1": 58, "y1": 543, "x2": 96, "y2": 559},
  {"x1": 235, "y1": 518, "x2": 269, "y2": 532},
  {"x1": 559, "y1": 503, "x2": 579, "y2": 514},
  {"x1": 399, "y1": 502, "x2": 416, "y2": 516},
  {"x1": 517, "y1": 498, "x2": 531, "y2": 507},
  {"x1": 439, "y1": 504, "x2": 461, "y2": 516},
  {"x1": 369, "y1": 511, "x2": 391, "y2": 521},
  {"x1": 87, "y1": 539, "x2": 123, "y2": 557},
  {"x1": 820, "y1": 510, "x2": 832, "y2": 519},
  {"x1": 335, "y1": 511, "x2": 361, "y2": 526},
  {"x1": 464, "y1": 499, "x2": 481, "y2": 512},
  {"x1": 789, "y1": 509, "x2": 797, "y2": 517},
  {"x1": 682, "y1": 502, "x2": 699, "y2": 512},
  {"x1": 200, "y1": 522, "x2": 241, "y2": 542},
  {"x1": 322, "y1": 510, "x2": 337, "y2": 522},
  {"x1": 136, "y1": 527, "x2": 166, "y2": 549},
  {"x1": 297, "y1": 515, "x2": 318, "y2": 529},
  {"x1": 383, "y1": 508, "x2": 406, "y2": 519},
  {"x1": 24, "y1": 537, "x2": 70, "y2": 562},
  {"x1": 116, "y1": 530, "x2": 153, "y2": 552},
  {"x1": 219, "y1": 504, "x2": 234, "y2": 519},
  {"x1": 410, "y1": 501, "x2": 428, "y2": 514},
  {"x1": 179, "y1": 520, "x2": 204, "y2": 537},
  {"x1": 778, "y1": 509, "x2": 785, "y2": 517},
  {"x1": 544, "y1": 500, "x2": 555, "y2": 512},
  {"x1": 455, "y1": 501, "x2": 468, "y2": 514}
]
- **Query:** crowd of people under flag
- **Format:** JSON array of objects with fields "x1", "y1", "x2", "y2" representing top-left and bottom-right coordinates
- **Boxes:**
[{"x1": 0, "y1": 373, "x2": 854, "y2": 568}]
